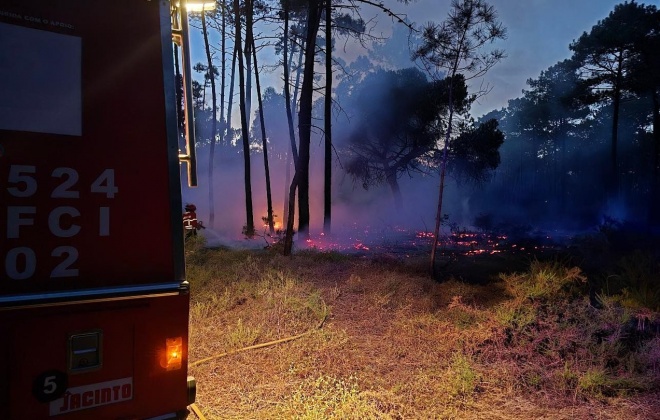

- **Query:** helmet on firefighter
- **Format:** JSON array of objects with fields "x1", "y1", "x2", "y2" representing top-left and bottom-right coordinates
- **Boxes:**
[{"x1": 185, "y1": 203, "x2": 196, "y2": 211}]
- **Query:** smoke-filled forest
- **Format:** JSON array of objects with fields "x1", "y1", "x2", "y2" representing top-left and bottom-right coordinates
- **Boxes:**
[
  {"x1": 179, "y1": 1, "x2": 660, "y2": 417},
  {"x1": 179, "y1": 0, "x2": 660, "y2": 255}
]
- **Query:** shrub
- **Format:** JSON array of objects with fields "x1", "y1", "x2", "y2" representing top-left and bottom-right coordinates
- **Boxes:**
[
  {"x1": 277, "y1": 375, "x2": 383, "y2": 419},
  {"x1": 446, "y1": 353, "x2": 480, "y2": 398},
  {"x1": 499, "y1": 259, "x2": 586, "y2": 302},
  {"x1": 611, "y1": 251, "x2": 660, "y2": 311},
  {"x1": 491, "y1": 260, "x2": 658, "y2": 400}
]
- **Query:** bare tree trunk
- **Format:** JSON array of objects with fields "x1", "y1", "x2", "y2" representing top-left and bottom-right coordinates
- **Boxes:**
[
  {"x1": 244, "y1": 0, "x2": 253, "y2": 130},
  {"x1": 297, "y1": 0, "x2": 322, "y2": 239},
  {"x1": 225, "y1": 41, "x2": 238, "y2": 145},
  {"x1": 282, "y1": 0, "x2": 299, "y2": 231},
  {"x1": 559, "y1": 132, "x2": 567, "y2": 217},
  {"x1": 284, "y1": 42, "x2": 305, "y2": 230},
  {"x1": 234, "y1": 0, "x2": 255, "y2": 235},
  {"x1": 290, "y1": 17, "x2": 306, "y2": 133},
  {"x1": 286, "y1": 30, "x2": 306, "y2": 227},
  {"x1": 283, "y1": 172, "x2": 299, "y2": 255},
  {"x1": 323, "y1": 0, "x2": 332, "y2": 233},
  {"x1": 202, "y1": 13, "x2": 218, "y2": 229},
  {"x1": 610, "y1": 66, "x2": 622, "y2": 199},
  {"x1": 283, "y1": 152, "x2": 293, "y2": 228},
  {"x1": 650, "y1": 90, "x2": 660, "y2": 227},
  {"x1": 202, "y1": 76, "x2": 207, "y2": 108},
  {"x1": 220, "y1": 0, "x2": 227, "y2": 146},
  {"x1": 252, "y1": 38, "x2": 274, "y2": 233},
  {"x1": 384, "y1": 163, "x2": 403, "y2": 215},
  {"x1": 430, "y1": 77, "x2": 455, "y2": 278},
  {"x1": 284, "y1": 19, "x2": 306, "y2": 230},
  {"x1": 292, "y1": 38, "x2": 305, "y2": 120}
]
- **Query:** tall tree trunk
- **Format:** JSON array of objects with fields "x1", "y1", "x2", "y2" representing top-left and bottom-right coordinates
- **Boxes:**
[
  {"x1": 283, "y1": 152, "x2": 293, "y2": 230},
  {"x1": 220, "y1": 0, "x2": 227, "y2": 146},
  {"x1": 283, "y1": 172, "x2": 299, "y2": 255},
  {"x1": 244, "y1": 0, "x2": 253, "y2": 129},
  {"x1": 284, "y1": 17, "x2": 306, "y2": 228},
  {"x1": 292, "y1": 38, "x2": 305, "y2": 120},
  {"x1": 252, "y1": 38, "x2": 274, "y2": 233},
  {"x1": 202, "y1": 13, "x2": 217, "y2": 229},
  {"x1": 610, "y1": 79, "x2": 621, "y2": 199},
  {"x1": 608, "y1": 52, "x2": 624, "y2": 200},
  {"x1": 650, "y1": 90, "x2": 660, "y2": 227},
  {"x1": 282, "y1": 0, "x2": 299, "y2": 232},
  {"x1": 202, "y1": 75, "x2": 207, "y2": 108},
  {"x1": 559, "y1": 130, "x2": 567, "y2": 217},
  {"x1": 283, "y1": 2, "x2": 308, "y2": 253},
  {"x1": 427, "y1": 17, "x2": 472, "y2": 278},
  {"x1": 225, "y1": 41, "x2": 238, "y2": 145},
  {"x1": 385, "y1": 167, "x2": 403, "y2": 214},
  {"x1": 430, "y1": 74, "x2": 456, "y2": 278},
  {"x1": 323, "y1": 0, "x2": 332, "y2": 233},
  {"x1": 654, "y1": 90, "x2": 660, "y2": 160},
  {"x1": 290, "y1": 16, "x2": 307, "y2": 131},
  {"x1": 297, "y1": 0, "x2": 322, "y2": 239},
  {"x1": 234, "y1": 0, "x2": 255, "y2": 235}
]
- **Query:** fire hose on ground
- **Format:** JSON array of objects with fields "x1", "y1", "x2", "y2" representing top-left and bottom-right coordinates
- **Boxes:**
[{"x1": 187, "y1": 314, "x2": 328, "y2": 419}]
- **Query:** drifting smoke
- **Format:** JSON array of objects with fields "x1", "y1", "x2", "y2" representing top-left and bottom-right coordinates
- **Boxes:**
[
  {"x1": 183, "y1": 76, "x2": 656, "y2": 253},
  {"x1": 180, "y1": 3, "x2": 659, "y2": 252},
  {"x1": 183, "y1": 79, "x2": 656, "y2": 253},
  {"x1": 182, "y1": 131, "x2": 470, "y2": 251}
]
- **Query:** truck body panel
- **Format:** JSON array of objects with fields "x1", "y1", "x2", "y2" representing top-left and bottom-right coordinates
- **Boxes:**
[{"x1": 0, "y1": 1, "x2": 192, "y2": 418}]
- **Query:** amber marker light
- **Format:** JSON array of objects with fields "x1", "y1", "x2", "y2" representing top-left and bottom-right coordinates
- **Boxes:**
[{"x1": 165, "y1": 337, "x2": 183, "y2": 371}]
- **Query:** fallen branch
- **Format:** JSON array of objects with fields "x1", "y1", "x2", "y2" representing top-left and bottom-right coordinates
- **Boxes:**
[{"x1": 189, "y1": 314, "x2": 328, "y2": 368}]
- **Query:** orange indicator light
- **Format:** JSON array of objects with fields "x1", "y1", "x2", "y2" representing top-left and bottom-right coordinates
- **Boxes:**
[{"x1": 165, "y1": 337, "x2": 183, "y2": 371}]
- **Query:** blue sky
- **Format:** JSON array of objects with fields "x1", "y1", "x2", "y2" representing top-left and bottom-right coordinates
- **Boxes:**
[
  {"x1": 188, "y1": 0, "x2": 646, "y2": 118},
  {"x1": 396, "y1": 0, "x2": 637, "y2": 115}
]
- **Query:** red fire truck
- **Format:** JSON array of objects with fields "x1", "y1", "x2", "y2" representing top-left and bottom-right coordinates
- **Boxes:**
[{"x1": 1, "y1": 0, "x2": 203, "y2": 418}]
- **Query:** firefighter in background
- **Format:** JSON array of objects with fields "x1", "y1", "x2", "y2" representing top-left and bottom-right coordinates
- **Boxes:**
[{"x1": 183, "y1": 203, "x2": 205, "y2": 238}]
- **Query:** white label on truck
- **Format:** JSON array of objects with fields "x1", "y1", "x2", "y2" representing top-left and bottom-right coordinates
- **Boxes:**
[{"x1": 49, "y1": 377, "x2": 133, "y2": 416}]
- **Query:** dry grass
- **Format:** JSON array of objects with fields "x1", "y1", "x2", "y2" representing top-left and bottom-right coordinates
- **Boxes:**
[{"x1": 184, "y1": 241, "x2": 660, "y2": 419}]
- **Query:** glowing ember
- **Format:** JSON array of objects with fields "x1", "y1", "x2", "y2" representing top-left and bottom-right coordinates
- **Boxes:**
[
  {"x1": 416, "y1": 231, "x2": 435, "y2": 238},
  {"x1": 286, "y1": 226, "x2": 559, "y2": 258}
]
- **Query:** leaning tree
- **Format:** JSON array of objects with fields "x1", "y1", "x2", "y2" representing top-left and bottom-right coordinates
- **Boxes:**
[{"x1": 413, "y1": 0, "x2": 506, "y2": 277}]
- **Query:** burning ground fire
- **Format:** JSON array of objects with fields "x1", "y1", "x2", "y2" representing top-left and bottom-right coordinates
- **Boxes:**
[{"x1": 295, "y1": 225, "x2": 560, "y2": 257}]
